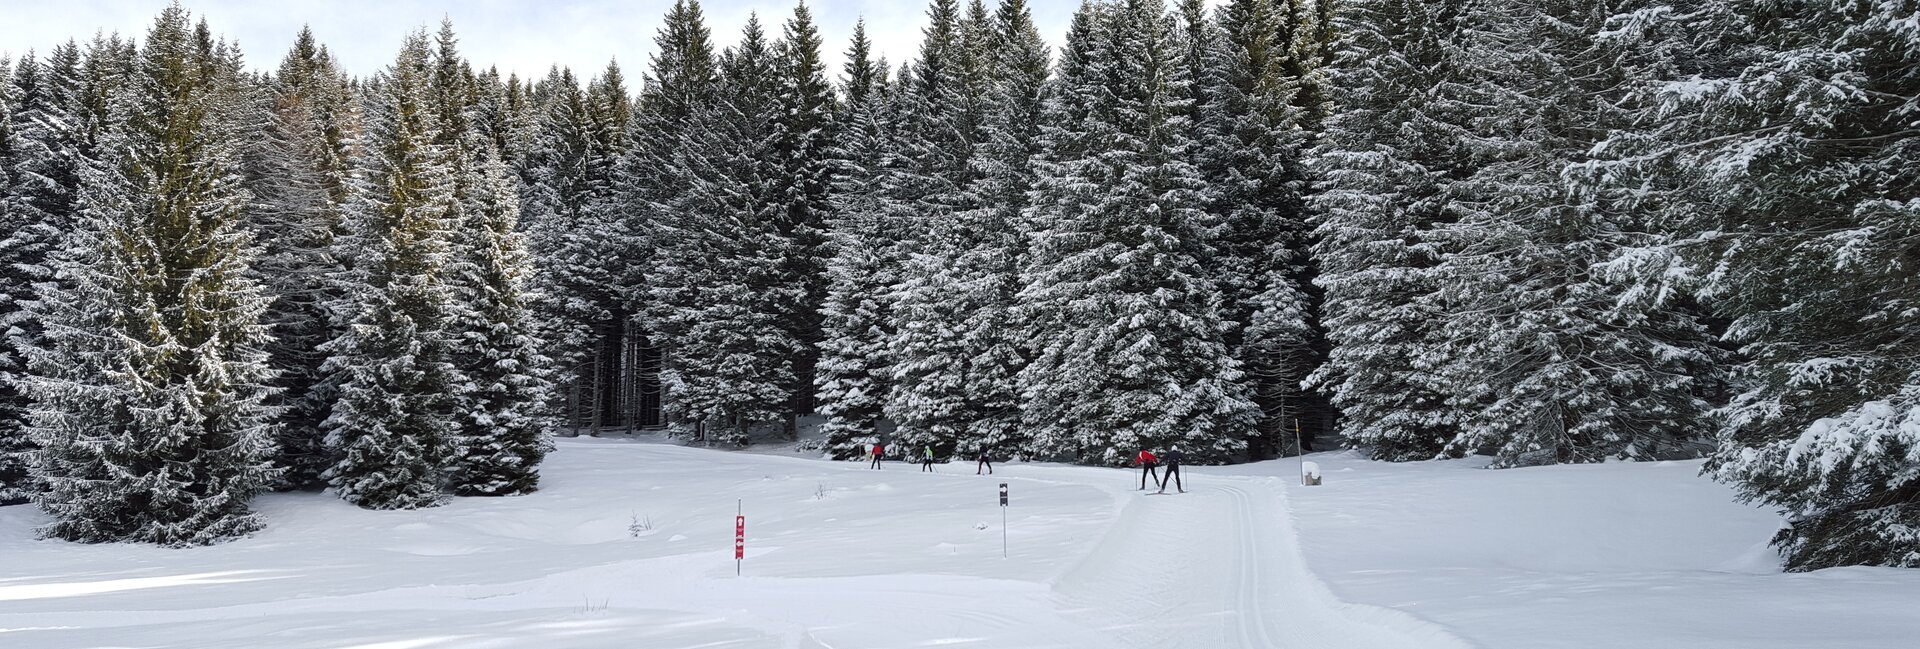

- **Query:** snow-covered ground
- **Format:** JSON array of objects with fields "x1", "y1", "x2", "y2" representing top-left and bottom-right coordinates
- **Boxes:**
[
  {"x1": 1, "y1": 439, "x2": 1914, "y2": 649},
  {"x1": 1238, "y1": 452, "x2": 1920, "y2": 649},
  {"x1": 0, "y1": 437, "x2": 1448, "y2": 649}
]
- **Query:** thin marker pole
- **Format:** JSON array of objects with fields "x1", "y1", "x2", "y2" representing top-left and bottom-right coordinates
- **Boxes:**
[{"x1": 1296, "y1": 418, "x2": 1305, "y2": 486}]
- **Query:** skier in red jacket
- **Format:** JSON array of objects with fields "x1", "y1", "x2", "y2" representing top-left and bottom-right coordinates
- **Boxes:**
[
  {"x1": 870, "y1": 442, "x2": 885, "y2": 469},
  {"x1": 1135, "y1": 449, "x2": 1161, "y2": 490}
]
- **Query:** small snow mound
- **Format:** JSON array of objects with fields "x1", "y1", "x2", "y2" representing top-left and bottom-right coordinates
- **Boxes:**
[{"x1": 667, "y1": 534, "x2": 689, "y2": 542}]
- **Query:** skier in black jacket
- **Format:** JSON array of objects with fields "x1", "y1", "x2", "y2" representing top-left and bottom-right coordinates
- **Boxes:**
[
  {"x1": 976, "y1": 447, "x2": 995, "y2": 475},
  {"x1": 1158, "y1": 447, "x2": 1185, "y2": 493}
]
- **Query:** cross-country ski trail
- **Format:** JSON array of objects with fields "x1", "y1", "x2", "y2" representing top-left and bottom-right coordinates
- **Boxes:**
[{"x1": 1050, "y1": 469, "x2": 1472, "y2": 649}]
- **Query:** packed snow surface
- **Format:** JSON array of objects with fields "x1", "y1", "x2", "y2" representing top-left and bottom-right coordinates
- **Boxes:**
[
  {"x1": 2, "y1": 439, "x2": 1916, "y2": 649},
  {"x1": 0, "y1": 437, "x2": 1453, "y2": 649},
  {"x1": 1256, "y1": 452, "x2": 1920, "y2": 649}
]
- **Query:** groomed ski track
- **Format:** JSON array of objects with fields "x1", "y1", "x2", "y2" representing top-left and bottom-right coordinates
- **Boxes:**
[{"x1": 1043, "y1": 465, "x2": 1471, "y2": 649}]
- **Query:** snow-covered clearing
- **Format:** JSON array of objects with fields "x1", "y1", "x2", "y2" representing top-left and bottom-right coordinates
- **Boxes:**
[
  {"x1": 1245, "y1": 452, "x2": 1920, "y2": 649},
  {"x1": 0, "y1": 438, "x2": 1445, "y2": 649},
  {"x1": 3, "y1": 440, "x2": 1915, "y2": 649}
]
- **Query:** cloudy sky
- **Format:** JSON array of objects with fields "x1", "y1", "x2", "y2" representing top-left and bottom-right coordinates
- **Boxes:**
[{"x1": 0, "y1": 1, "x2": 1222, "y2": 82}]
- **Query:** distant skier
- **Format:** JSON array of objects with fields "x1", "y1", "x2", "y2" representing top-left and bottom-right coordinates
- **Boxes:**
[
  {"x1": 1158, "y1": 447, "x2": 1185, "y2": 493},
  {"x1": 1134, "y1": 448, "x2": 1161, "y2": 490},
  {"x1": 976, "y1": 447, "x2": 995, "y2": 475},
  {"x1": 921, "y1": 446, "x2": 937, "y2": 472},
  {"x1": 870, "y1": 442, "x2": 885, "y2": 469}
]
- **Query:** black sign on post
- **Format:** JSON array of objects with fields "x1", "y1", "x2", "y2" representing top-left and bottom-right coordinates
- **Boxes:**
[{"x1": 998, "y1": 483, "x2": 1009, "y2": 558}]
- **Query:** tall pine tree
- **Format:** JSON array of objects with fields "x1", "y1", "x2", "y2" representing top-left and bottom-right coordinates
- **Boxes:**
[
  {"x1": 1430, "y1": 0, "x2": 1720, "y2": 467},
  {"x1": 1196, "y1": 0, "x2": 1324, "y2": 458},
  {"x1": 1020, "y1": 0, "x2": 1258, "y2": 465},
  {"x1": 770, "y1": 3, "x2": 838, "y2": 440},
  {"x1": 885, "y1": 0, "x2": 997, "y2": 457},
  {"x1": 650, "y1": 15, "x2": 799, "y2": 445},
  {"x1": 428, "y1": 22, "x2": 556, "y2": 496},
  {"x1": 321, "y1": 31, "x2": 460, "y2": 510},
  {"x1": 1593, "y1": 0, "x2": 1920, "y2": 569},
  {"x1": 445, "y1": 140, "x2": 554, "y2": 496},
  {"x1": 948, "y1": 0, "x2": 1050, "y2": 457},
  {"x1": 1307, "y1": 0, "x2": 1480, "y2": 461},
  {"x1": 241, "y1": 28, "x2": 357, "y2": 489},
  {"x1": 0, "y1": 48, "x2": 89, "y2": 506},
  {"x1": 21, "y1": 8, "x2": 279, "y2": 544},
  {"x1": 817, "y1": 22, "x2": 898, "y2": 458}
]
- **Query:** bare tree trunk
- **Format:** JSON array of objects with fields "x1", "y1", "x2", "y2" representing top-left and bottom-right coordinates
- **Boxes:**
[
  {"x1": 639, "y1": 335, "x2": 662, "y2": 427},
  {"x1": 560, "y1": 372, "x2": 576, "y2": 437},
  {"x1": 587, "y1": 348, "x2": 604, "y2": 436}
]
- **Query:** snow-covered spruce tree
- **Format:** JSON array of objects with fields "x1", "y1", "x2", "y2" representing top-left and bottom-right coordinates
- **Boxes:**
[
  {"x1": 1017, "y1": 3, "x2": 1107, "y2": 457},
  {"x1": 1189, "y1": 0, "x2": 1323, "y2": 459},
  {"x1": 444, "y1": 142, "x2": 554, "y2": 496},
  {"x1": 651, "y1": 16, "x2": 799, "y2": 446},
  {"x1": 618, "y1": 0, "x2": 721, "y2": 441},
  {"x1": 423, "y1": 23, "x2": 556, "y2": 496},
  {"x1": 425, "y1": 21, "x2": 490, "y2": 460},
  {"x1": 1019, "y1": 0, "x2": 1258, "y2": 465},
  {"x1": 75, "y1": 35, "x2": 140, "y2": 143},
  {"x1": 1, "y1": 38, "x2": 136, "y2": 505},
  {"x1": 518, "y1": 66, "x2": 595, "y2": 424},
  {"x1": 1425, "y1": 0, "x2": 1719, "y2": 468},
  {"x1": 578, "y1": 62, "x2": 640, "y2": 432},
  {"x1": 0, "y1": 49, "x2": 87, "y2": 506},
  {"x1": 626, "y1": 0, "x2": 713, "y2": 441},
  {"x1": 768, "y1": 3, "x2": 838, "y2": 439},
  {"x1": 1, "y1": 57, "x2": 30, "y2": 504},
  {"x1": 943, "y1": 0, "x2": 1051, "y2": 458},
  {"x1": 957, "y1": 0, "x2": 996, "y2": 114},
  {"x1": 884, "y1": 0, "x2": 995, "y2": 457},
  {"x1": 519, "y1": 62, "x2": 633, "y2": 433},
  {"x1": 0, "y1": 54, "x2": 20, "y2": 505},
  {"x1": 20, "y1": 7, "x2": 279, "y2": 544},
  {"x1": 321, "y1": 31, "x2": 460, "y2": 510},
  {"x1": 238, "y1": 29, "x2": 356, "y2": 489},
  {"x1": 1590, "y1": 0, "x2": 1919, "y2": 570},
  {"x1": 1306, "y1": 0, "x2": 1479, "y2": 461},
  {"x1": 817, "y1": 23, "x2": 898, "y2": 459}
]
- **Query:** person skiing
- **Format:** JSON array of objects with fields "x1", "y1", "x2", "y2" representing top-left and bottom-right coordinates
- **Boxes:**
[
  {"x1": 870, "y1": 442, "x2": 885, "y2": 469},
  {"x1": 1134, "y1": 448, "x2": 1161, "y2": 490},
  {"x1": 976, "y1": 447, "x2": 995, "y2": 475},
  {"x1": 921, "y1": 446, "x2": 937, "y2": 473},
  {"x1": 1158, "y1": 446, "x2": 1185, "y2": 493}
]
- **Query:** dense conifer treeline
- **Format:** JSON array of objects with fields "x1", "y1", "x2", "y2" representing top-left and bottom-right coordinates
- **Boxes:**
[{"x1": 0, "y1": 0, "x2": 1912, "y2": 571}]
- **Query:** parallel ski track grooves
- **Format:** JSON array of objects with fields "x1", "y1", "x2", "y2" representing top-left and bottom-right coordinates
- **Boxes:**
[
  {"x1": 1222, "y1": 482, "x2": 1281, "y2": 648},
  {"x1": 1049, "y1": 477, "x2": 1279, "y2": 648}
]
